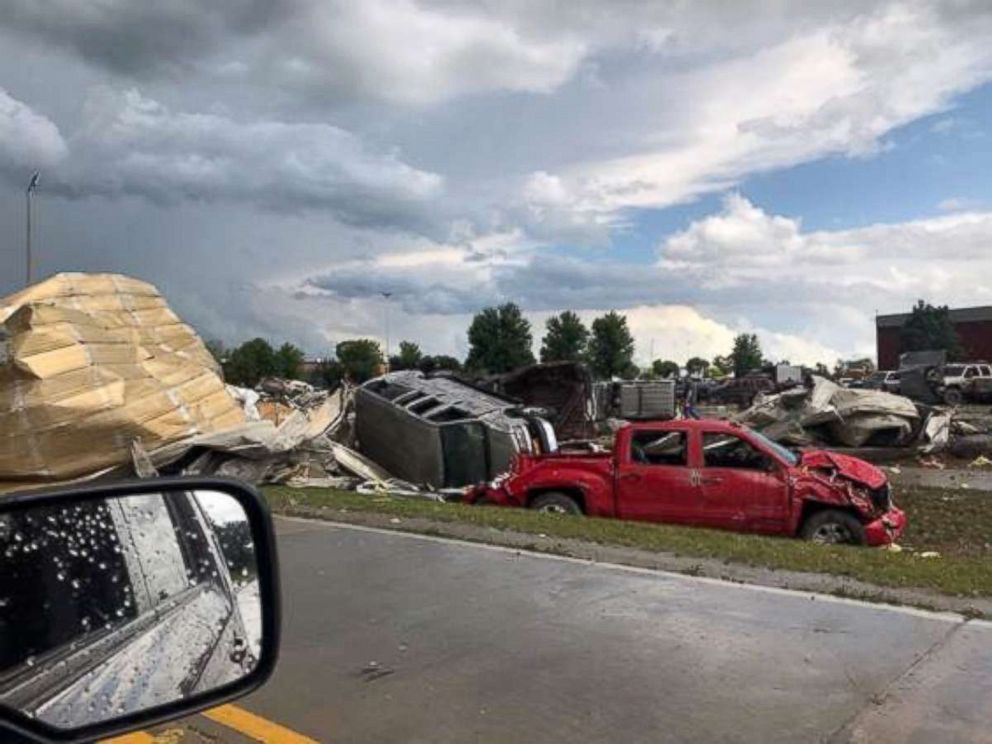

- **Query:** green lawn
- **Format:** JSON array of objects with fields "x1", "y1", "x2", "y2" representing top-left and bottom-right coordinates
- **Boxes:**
[
  {"x1": 265, "y1": 486, "x2": 992, "y2": 601},
  {"x1": 896, "y1": 486, "x2": 992, "y2": 559}
]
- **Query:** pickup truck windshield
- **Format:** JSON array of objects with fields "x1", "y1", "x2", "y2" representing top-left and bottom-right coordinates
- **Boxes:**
[
  {"x1": 943, "y1": 365, "x2": 966, "y2": 376},
  {"x1": 748, "y1": 430, "x2": 799, "y2": 466}
]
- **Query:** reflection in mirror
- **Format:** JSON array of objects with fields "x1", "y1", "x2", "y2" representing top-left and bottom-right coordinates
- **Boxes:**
[{"x1": 0, "y1": 490, "x2": 260, "y2": 731}]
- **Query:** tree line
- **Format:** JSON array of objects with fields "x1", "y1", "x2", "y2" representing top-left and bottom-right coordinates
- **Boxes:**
[
  {"x1": 210, "y1": 304, "x2": 774, "y2": 387},
  {"x1": 210, "y1": 299, "x2": 966, "y2": 388}
]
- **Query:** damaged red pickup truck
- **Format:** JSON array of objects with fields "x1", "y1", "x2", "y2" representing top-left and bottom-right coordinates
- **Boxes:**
[{"x1": 467, "y1": 420, "x2": 906, "y2": 546}]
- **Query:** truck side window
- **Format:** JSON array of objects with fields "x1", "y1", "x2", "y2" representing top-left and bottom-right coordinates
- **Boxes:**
[
  {"x1": 630, "y1": 431, "x2": 687, "y2": 466},
  {"x1": 702, "y1": 433, "x2": 769, "y2": 471}
]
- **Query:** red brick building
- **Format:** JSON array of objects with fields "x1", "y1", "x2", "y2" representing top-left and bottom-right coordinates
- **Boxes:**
[{"x1": 876, "y1": 305, "x2": 992, "y2": 369}]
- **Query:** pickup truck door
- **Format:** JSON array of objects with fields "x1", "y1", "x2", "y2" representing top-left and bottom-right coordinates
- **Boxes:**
[
  {"x1": 697, "y1": 431, "x2": 790, "y2": 534},
  {"x1": 616, "y1": 429, "x2": 700, "y2": 524}
]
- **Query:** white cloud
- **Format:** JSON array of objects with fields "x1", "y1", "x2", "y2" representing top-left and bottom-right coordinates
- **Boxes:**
[
  {"x1": 0, "y1": 88, "x2": 67, "y2": 178},
  {"x1": 660, "y1": 194, "x2": 992, "y2": 278},
  {"x1": 526, "y1": 3, "x2": 992, "y2": 225},
  {"x1": 938, "y1": 196, "x2": 982, "y2": 211}
]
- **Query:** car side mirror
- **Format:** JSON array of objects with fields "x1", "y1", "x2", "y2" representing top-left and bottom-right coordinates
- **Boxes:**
[{"x1": 0, "y1": 477, "x2": 280, "y2": 744}]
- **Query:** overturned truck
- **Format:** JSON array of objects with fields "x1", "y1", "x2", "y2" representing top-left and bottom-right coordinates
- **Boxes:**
[{"x1": 355, "y1": 371, "x2": 557, "y2": 489}]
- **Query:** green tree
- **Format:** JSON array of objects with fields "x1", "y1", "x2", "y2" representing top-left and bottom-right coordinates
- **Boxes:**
[
  {"x1": 588, "y1": 311, "x2": 635, "y2": 379},
  {"x1": 223, "y1": 338, "x2": 277, "y2": 387},
  {"x1": 686, "y1": 357, "x2": 710, "y2": 376},
  {"x1": 316, "y1": 359, "x2": 344, "y2": 388},
  {"x1": 900, "y1": 300, "x2": 965, "y2": 360},
  {"x1": 336, "y1": 339, "x2": 383, "y2": 383},
  {"x1": 540, "y1": 311, "x2": 590, "y2": 363},
  {"x1": 274, "y1": 342, "x2": 305, "y2": 379},
  {"x1": 652, "y1": 359, "x2": 680, "y2": 378},
  {"x1": 730, "y1": 333, "x2": 763, "y2": 378},
  {"x1": 390, "y1": 340, "x2": 424, "y2": 371},
  {"x1": 465, "y1": 303, "x2": 535, "y2": 374},
  {"x1": 419, "y1": 354, "x2": 462, "y2": 375},
  {"x1": 814, "y1": 362, "x2": 832, "y2": 378},
  {"x1": 711, "y1": 355, "x2": 732, "y2": 377}
]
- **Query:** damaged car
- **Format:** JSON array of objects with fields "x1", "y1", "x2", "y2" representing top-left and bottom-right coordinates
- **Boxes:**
[{"x1": 466, "y1": 420, "x2": 905, "y2": 546}]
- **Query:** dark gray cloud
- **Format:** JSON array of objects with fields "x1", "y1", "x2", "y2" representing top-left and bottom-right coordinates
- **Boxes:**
[
  {"x1": 4, "y1": 86, "x2": 446, "y2": 232},
  {"x1": 1, "y1": 1, "x2": 281, "y2": 77},
  {"x1": 0, "y1": 89, "x2": 66, "y2": 184}
]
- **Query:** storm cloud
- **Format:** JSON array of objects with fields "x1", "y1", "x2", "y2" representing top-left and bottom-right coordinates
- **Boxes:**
[{"x1": 2, "y1": 1, "x2": 992, "y2": 365}]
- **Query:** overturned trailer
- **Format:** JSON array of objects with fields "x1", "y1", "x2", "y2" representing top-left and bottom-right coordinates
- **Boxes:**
[{"x1": 355, "y1": 371, "x2": 557, "y2": 489}]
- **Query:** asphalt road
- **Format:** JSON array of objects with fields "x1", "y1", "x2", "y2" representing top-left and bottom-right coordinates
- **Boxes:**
[{"x1": 229, "y1": 517, "x2": 992, "y2": 743}]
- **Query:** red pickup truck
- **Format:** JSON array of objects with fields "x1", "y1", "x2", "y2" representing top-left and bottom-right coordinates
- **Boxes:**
[{"x1": 466, "y1": 420, "x2": 906, "y2": 546}]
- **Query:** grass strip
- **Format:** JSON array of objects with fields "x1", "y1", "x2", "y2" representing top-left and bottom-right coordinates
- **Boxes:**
[{"x1": 265, "y1": 486, "x2": 992, "y2": 600}]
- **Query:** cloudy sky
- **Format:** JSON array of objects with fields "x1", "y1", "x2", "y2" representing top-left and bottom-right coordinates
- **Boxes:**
[{"x1": 2, "y1": 1, "x2": 991, "y2": 366}]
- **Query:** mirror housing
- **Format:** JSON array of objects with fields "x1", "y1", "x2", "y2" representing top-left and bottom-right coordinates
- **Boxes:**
[{"x1": 0, "y1": 477, "x2": 280, "y2": 744}]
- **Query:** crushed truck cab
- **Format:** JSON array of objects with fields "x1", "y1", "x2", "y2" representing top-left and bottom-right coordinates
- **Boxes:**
[{"x1": 467, "y1": 420, "x2": 906, "y2": 546}]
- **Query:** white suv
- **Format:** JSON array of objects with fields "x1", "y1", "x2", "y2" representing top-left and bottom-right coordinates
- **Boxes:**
[{"x1": 941, "y1": 363, "x2": 992, "y2": 404}]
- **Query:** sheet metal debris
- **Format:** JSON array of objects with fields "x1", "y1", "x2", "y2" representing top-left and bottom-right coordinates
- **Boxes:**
[{"x1": 735, "y1": 376, "x2": 921, "y2": 448}]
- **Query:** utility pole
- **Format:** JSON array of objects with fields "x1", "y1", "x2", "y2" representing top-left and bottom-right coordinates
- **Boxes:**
[{"x1": 25, "y1": 171, "x2": 39, "y2": 286}]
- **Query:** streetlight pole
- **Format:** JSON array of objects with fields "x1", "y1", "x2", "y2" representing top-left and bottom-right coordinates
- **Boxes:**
[
  {"x1": 381, "y1": 291, "x2": 393, "y2": 370},
  {"x1": 25, "y1": 171, "x2": 39, "y2": 286}
]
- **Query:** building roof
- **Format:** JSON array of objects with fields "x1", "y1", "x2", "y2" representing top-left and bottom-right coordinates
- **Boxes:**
[{"x1": 876, "y1": 305, "x2": 992, "y2": 329}]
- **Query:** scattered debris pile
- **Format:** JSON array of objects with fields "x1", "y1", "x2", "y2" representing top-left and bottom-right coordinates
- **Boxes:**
[
  {"x1": 0, "y1": 273, "x2": 247, "y2": 493},
  {"x1": 0, "y1": 273, "x2": 422, "y2": 497},
  {"x1": 480, "y1": 362, "x2": 596, "y2": 440},
  {"x1": 735, "y1": 376, "x2": 929, "y2": 449}
]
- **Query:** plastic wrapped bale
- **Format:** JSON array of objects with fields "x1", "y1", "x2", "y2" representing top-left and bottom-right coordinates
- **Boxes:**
[{"x1": 0, "y1": 273, "x2": 247, "y2": 490}]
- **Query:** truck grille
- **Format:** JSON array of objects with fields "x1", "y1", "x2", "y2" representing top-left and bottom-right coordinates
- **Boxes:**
[{"x1": 869, "y1": 484, "x2": 891, "y2": 512}]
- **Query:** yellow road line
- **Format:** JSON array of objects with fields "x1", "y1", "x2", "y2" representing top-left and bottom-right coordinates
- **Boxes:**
[
  {"x1": 203, "y1": 704, "x2": 320, "y2": 743},
  {"x1": 101, "y1": 734, "x2": 155, "y2": 744}
]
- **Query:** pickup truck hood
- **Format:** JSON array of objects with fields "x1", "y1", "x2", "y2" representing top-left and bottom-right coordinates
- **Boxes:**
[{"x1": 800, "y1": 450, "x2": 887, "y2": 490}]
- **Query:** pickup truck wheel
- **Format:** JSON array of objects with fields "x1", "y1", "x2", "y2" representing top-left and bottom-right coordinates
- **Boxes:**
[
  {"x1": 801, "y1": 510, "x2": 866, "y2": 546},
  {"x1": 530, "y1": 492, "x2": 582, "y2": 515},
  {"x1": 943, "y1": 387, "x2": 964, "y2": 405}
]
